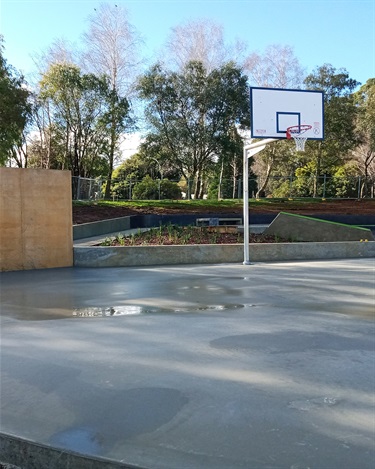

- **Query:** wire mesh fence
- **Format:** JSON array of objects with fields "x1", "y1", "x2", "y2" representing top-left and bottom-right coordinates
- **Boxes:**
[
  {"x1": 72, "y1": 175, "x2": 375, "y2": 200},
  {"x1": 72, "y1": 177, "x2": 103, "y2": 201}
]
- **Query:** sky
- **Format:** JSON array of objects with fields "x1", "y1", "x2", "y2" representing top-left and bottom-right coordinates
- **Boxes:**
[
  {"x1": 1, "y1": 0, "x2": 374, "y2": 85},
  {"x1": 0, "y1": 0, "x2": 374, "y2": 155}
]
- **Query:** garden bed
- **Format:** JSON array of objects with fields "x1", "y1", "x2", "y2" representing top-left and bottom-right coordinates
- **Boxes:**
[{"x1": 98, "y1": 225, "x2": 289, "y2": 246}]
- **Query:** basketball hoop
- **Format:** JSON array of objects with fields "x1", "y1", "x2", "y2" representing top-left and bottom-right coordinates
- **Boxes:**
[{"x1": 286, "y1": 124, "x2": 312, "y2": 152}]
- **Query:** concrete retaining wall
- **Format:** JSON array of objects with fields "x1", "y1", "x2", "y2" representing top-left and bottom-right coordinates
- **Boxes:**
[
  {"x1": 265, "y1": 212, "x2": 374, "y2": 242},
  {"x1": 74, "y1": 241, "x2": 375, "y2": 267},
  {"x1": 73, "y1": 216, "x2": 132, "y2": 240},
  {"x1": 0, "y1": 168, "x2": 73, "y2": 272}
]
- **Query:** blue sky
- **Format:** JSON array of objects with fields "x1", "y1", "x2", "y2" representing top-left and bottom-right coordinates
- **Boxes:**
[{"x1": 1, "y1": 0, "x2": 374, "y2": 88}]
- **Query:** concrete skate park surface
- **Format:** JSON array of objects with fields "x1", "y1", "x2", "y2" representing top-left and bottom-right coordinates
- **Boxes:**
[{"x1": 1, "y1": 259, "x2": 374, "y2": 468}]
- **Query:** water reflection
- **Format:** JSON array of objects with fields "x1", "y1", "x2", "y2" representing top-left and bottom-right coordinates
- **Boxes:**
[
  {"x1": 72, "y1": 303, "x2": 245, "y2": 318},
  {"x1": 72, "y1": 305, "x2": 148, "y2": 317}
]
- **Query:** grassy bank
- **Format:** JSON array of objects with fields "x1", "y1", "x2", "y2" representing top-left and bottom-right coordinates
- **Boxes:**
[{"x1": 73, "y1": 197, "x2": 357, "y2": 212}]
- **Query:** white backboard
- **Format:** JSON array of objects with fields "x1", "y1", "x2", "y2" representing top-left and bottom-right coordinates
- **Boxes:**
[{"x1": 250, "y1": 87, "x2": 324, "y2": 140}]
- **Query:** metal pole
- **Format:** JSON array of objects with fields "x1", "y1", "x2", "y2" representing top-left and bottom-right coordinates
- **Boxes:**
[
  {"x1": 243, "y1": 139, "x2": 279, "y2": 265},
  {"x1": 243, "y1": 147, "x2": 250, "y2": 265}
]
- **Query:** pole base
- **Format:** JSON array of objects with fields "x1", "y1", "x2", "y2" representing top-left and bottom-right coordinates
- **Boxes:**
[{"x1": 243, "y1": 261, "x2": 252, "y2": 265}]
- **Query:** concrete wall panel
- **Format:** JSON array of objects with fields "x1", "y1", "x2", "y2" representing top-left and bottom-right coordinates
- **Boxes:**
[{"x1": 0, "y1": 168, "x2": 73, "y2": 271}]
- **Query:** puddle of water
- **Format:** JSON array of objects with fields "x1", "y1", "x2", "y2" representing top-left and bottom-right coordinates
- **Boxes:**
[
  {"x1": 2, "y1": 303, "x2": 247, "y2": 321},
  {"x1": 49, "y1": 387, "x2": 188, "y2": 454},
  {"x1": 49, "y1": 427, "x2": 102, "y2": 455},
  {"x1": 72, "y1": 303, "x2": 245, "y2": 318},
  {"x1": 72, "y1": 305, "x2": 151, "y2": 317}
]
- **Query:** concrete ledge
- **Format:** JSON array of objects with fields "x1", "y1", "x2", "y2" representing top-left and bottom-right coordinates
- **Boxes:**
[
  {"x1": 74, "y1": 241, "x2": 375, "y2": 267},
  {"x1": 264, "y1": 212, "x2": 374, "y2": 242},
  {"x1": 73, "y1": 216, "x2": 132, "y2": 240},
  {"x1": 0, "y1": 433, "x2": 140, "y2": 469}
]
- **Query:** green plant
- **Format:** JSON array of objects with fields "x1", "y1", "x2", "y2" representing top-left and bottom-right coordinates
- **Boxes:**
[
  {"x1": 132, "y1": 175, "x2": 159, "y2": 200},
  {"x1": 131, "y1": 176, "x2": 182, "y2": 200},
  {"x1": 101, "y1": 237, "x2": 113, "y2": 246},
  {"x1": 115, "y1": 233, "x2": 126, "y2": 245},
  {"x1": 160, "y1": 179, "x2": 182, "y2": 199}
]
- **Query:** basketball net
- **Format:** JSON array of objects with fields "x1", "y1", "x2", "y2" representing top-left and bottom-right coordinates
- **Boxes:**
[{"x1": 286, "y1": 125, "x2": 312, "y2": 152}]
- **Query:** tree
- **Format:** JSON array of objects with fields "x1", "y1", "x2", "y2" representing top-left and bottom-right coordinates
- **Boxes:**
[
  {"x1": 0, "y1": 37, "x2": 31, "y2": 165},
  {"x1": 138, "y1": 61, "x2": 250, "y2": 198},
  {"x1": 252, "y1": 142, "x2": 295, "y2": 198},
  {"x1": 39, "y1": 63, "x2": 131, "y2": 180},
  {"x1": 244, "y1": 44, "x2": 305, "y2": 88},
  {"x1": 111, "y1": 153, "x2": 150, "y2": 199},
  {"x1": 81, "y1": 3, "x2": 142, "y2": 197},
  {"x1": 162, "y1": 19, "x2": 246, "y2": 72},
  {"x1": 132, "y1": 175, "x2": 181, "y2": 200},
  {"x1": 352, "y1": 79, "x2": 375, "y2": 197},
  {"x1": 302, "y1": 64, "x2": 360, "y2": 196},
  {"x1": 32, "y1": 38, "x2": 77, "y2": 76},
  {"x1": 206, "y1": 124, "x2": 255, "y2": 200}
]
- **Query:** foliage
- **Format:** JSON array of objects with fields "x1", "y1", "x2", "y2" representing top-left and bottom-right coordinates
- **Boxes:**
[
  {"x1": 351, "y1": 79, "x2": 375, "y2": 196},
  {"x1": 0, "y1": 37, "x2": 32, "y2": 165},
  {"x1": 131, "y1": 175, "x2": 157, "y2": 200},
  {"x1": 302, "y1": 64, "x2": 360, "y2": 195},
  {"x1": 159, "y1": 179, "x2": 182, "y2": 199},
  {"x1": 354, "y1": 79, "x2": 375, "y2": 151},
  {"x1": 111, "y1": 153, "x2": 149, "y2": 198},
  {"x1": 132, "y1": 175, "x2": 181, "y2": 200},
  {"x1": 39, "y1": 63, "x2": 131, "y2": 178},
  {"x1": 137, "y1": 60, "x2": 250, "y2": 198},
  {"x1": 331, "y1": 164, "x2": 359, "y2": 198}
]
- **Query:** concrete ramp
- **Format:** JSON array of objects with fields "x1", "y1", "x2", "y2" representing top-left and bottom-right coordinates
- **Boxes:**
[{"x1": 264, "y1": 212, "x2": 374, "y2": 242}]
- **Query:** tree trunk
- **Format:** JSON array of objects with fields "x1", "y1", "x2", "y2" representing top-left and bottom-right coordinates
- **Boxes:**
[
  {"x1": 105, "y1": 108, "x2": 117, "y2": 199},
  {"x1": 313, "y1": 143, "x2": 323, "y2": 197},
  {"x1": 232, "y1": 158, "x2": 238, "y2": 199},
  {"x1": 255, "y1": 161, "x2": 273, "y2": 198},
  {"x1": 218, "y1": 160, "x2": 224, "y2": 199},
  {"x1": 194, "y1": 176, "x2": 201, "y2": 199}
]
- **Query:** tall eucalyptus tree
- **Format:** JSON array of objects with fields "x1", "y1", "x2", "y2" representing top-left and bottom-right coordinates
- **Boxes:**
[{"x1": 81, "y1": 3, "x2": 143, "y2": 197}]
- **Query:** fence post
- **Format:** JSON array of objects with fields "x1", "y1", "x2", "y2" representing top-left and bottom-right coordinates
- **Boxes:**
[
  {"x1": 358, "y1": 176, "x2": 362, "y2": 199},
  {"x1": 89, "y1": 179, "x2": 93, "y2": 199},
  {"x1": 76, "y1": 177, "x2": 81, "y2": 200},
  {"x1": 323, "y1": 174, "x2": 326, "y2": 198}
]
